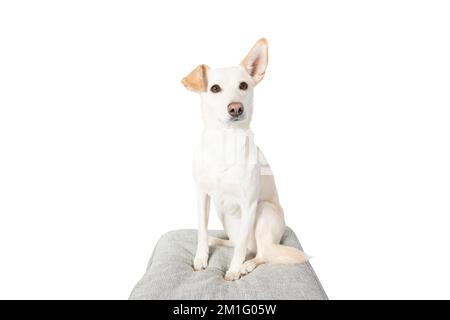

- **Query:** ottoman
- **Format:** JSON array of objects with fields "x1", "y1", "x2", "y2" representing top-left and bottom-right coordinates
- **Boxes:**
[{"x1": 129, "y1": 227, "x2": 327, "y2": 300}]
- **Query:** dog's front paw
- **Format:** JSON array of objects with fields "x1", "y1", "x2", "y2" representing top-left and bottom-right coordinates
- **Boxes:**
[
  {"x1": 193, "y1": 252, "x2": 209, "y2": 271},
  {"x1": 224, "y1": 270, "x2": 241, "y2": 281}
]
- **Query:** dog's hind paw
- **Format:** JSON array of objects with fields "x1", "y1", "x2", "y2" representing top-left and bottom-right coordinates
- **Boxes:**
[
  {"x1": 224, "y1": 270, "x2": 241, "y2": 281},
  {"x1": 240, "y1": 260, "x2": 257, "y2": 275}
]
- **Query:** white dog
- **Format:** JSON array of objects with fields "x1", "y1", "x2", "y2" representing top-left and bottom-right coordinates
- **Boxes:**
[{"x1": 182, "y1": 38, "x2": 307, "y2": 281}]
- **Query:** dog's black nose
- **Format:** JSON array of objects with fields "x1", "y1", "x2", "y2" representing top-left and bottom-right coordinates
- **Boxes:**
[{"x1": 228, "y1": 102, "x2": 244, "y2": 117}]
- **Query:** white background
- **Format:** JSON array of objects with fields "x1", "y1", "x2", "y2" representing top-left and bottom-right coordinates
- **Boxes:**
[{"x1": 1, "y1": 1, "x2": 449, "y2": 299}]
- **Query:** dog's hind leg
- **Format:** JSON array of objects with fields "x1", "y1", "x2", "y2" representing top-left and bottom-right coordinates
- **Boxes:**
[
  {"x1": 208, "y1": 236, "x2": 233, "y2": 247},
  {"x1": 241, "y1": 201, "x2": 307, "y2": 276}
]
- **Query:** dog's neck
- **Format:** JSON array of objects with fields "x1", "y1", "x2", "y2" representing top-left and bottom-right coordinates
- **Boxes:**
[{"x1": 199, "y1": 127, "x2": 257, "y2": 169}]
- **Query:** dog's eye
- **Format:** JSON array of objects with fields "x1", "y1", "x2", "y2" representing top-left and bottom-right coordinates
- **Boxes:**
[
  {"x1": 239, "y1": 82, "x2": 248, "y2": 90},
  {"x1": 210, "y1": 84, "x2": 221, "y2": 93}
]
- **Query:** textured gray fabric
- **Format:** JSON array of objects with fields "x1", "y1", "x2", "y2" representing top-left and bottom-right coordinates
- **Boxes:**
[{"x1": 129, "y1": 227, "x2": 327, "y2": 300}]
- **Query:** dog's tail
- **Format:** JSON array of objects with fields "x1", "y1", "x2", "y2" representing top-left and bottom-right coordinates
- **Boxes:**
[
  {"x1": 208, "y1": 236, "x2": 309, "y2": 264},
  {"x1": 262, "y1": 244, "x2": 309, "y2": 264},
  {"x1": 208, "y1": 236, "x2": 234, "y2": 248}
]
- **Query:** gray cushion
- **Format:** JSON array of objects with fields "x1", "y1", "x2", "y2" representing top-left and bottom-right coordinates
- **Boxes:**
[{"x1": 129, "y1": 227, "x2": 327, "y2": 300}]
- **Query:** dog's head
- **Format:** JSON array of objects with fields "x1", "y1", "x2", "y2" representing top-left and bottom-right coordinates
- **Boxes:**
[{"x1": 182, "y1": 38, "x2": 268, "y2": 128}]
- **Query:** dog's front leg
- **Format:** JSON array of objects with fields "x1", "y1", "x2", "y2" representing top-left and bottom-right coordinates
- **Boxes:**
[
  {"x1": 193, "y1": 190, "x2": 210, "y2": 271},
  {"x1": 224, "y1": 200, "x2": 258, "y2": 281}
]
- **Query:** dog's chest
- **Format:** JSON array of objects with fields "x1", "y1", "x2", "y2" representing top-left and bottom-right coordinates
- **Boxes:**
[
  {"x1": 193, "y1": 129, "x2": 260, "y2": 199},
  {"x1": 195, "y1": 164, "x2": 251, "y2": 199}
]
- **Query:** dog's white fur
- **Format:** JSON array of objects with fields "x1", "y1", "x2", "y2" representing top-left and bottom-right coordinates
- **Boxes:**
[{"x1": 182, "y1": 38, "x2": 307, "y2": 281}]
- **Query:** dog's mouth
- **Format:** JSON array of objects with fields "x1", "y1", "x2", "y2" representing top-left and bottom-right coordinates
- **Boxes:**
[
  {"x1": 230, "y1": 116, "x2": 244, "y2": 122},
  {"x1": 229, "y1": 112, "x2": 246, "y2": 122}
]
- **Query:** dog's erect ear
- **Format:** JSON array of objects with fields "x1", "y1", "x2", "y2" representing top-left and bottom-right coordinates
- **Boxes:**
[
  {"x1": 181, "y1": 64, "x2": 209, "y2": 92},
  {"x1": 241, "y1": 38, "x2": 268, "y2": 84}
]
